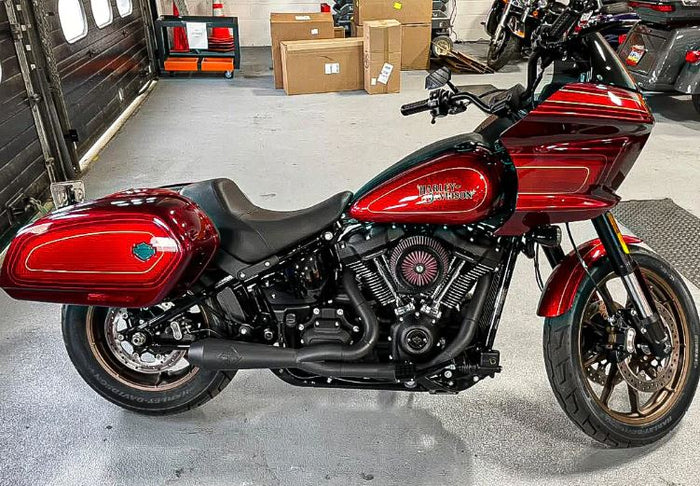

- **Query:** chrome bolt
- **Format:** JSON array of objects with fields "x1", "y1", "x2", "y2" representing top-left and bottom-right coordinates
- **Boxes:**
[
  {"x1": 264, "y1": 261, "x2": 270, "y2": 267},
  {"x1": 323, "y1": 231, "x2": 333, "y2": 241},
  {"x1": 298, "y1": 324, "x2": 305, "y2": 331},
  {"x1": 116, "y1": 334, "x2": 125, "y2": 342},
  {"x1": 263, "y1": 329, "x2": 274, "y2": 340},
  {"x1": 444, "y1": 370, "x2": 453, "y2": 379},
  {"x1": 352, "y1": 325, "x2": 360, "y2": 333},
  {"x1": 335, "y1": 321, "x2": 340, "y2": 327},
  {"x1": 336, "y1": 309, "x2": 344, "y2": 316},
  {"x1": 239, "y1": 272, "x2": 246, "y2": 279},
  {"x1": 313, "y1": 308, "x2": 320, "y2": 315},
  {"x1": 131, "y1": 332, "x2": 147, "y2": 346},
  {"x1": 448, "y1": 381, "x2": 454, "y2": 387},
  {"x1": 473, "y1": 376, "x2": 479, "y2": 383}
]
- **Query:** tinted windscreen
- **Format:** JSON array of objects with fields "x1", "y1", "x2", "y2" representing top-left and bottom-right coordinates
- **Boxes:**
[
  {"x1": 537, "y1": 32, "x2": 638, "y2": 102},
  {"x1": 583, "y1": 33, "x2": 638, "y2": 91}
]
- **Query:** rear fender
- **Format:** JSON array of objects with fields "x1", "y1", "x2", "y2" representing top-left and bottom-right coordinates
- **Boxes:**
[
  {"x1": 674, "y1": 61, "x2": 700, "y2": 95},
  {"x1": 537, "y1": 235, "x2": 642, "y2": 318}
]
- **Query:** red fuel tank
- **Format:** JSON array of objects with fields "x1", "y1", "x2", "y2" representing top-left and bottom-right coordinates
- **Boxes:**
[
  {"x1": 0, "y1": 189, "x2": 219, "y2": 307},
  {"x1": 349, "y1": 147, "x2": 505, "y2": 225}
]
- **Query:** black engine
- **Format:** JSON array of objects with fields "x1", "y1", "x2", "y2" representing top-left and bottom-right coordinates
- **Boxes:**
[{"x1": 335, "y1": 225, "x2": 500, "y2": 364}]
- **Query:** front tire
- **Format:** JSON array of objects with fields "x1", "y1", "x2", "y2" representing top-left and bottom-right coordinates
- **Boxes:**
[
  {"x1": 543, "y1": 247, "x2": 700, "y2": 447},
  {"x1": 62, "y1": 304, "x2": 235, "y2": 415},
  {"x1": 487, "y1": 31, "x2": 521, "y2": 71}
]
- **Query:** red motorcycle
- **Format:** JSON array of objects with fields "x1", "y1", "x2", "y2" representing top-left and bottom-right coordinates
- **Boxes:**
[{"x1": 1, "y1": 0, "x2": 697, "y2": 447}]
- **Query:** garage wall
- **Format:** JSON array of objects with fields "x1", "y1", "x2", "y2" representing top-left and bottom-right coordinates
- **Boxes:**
[
  {"x1": 157, "y1": 0, "x2": 492, "y2": 47},
  {"x1": 455, "y1": 0, "x2": 492, "y2": 42}
]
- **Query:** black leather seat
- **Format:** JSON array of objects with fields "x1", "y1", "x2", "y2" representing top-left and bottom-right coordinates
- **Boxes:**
[{"x1": 181, "y1": 179, "x2": 352, "y2": 263}]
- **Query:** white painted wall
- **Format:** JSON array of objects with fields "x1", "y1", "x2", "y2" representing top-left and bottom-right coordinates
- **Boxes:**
[{"x1": 157, "y1": 0, "x2": 492, "y2": 47}]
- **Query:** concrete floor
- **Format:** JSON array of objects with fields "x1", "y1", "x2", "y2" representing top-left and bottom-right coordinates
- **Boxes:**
[{"x1": 2, "y1": 48, "x2": 700, "y2": 486}]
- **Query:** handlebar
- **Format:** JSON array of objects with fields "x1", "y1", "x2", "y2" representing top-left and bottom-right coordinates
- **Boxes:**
[{"x1": 400, "y1": 99, "x2": 433, "y2": 116}]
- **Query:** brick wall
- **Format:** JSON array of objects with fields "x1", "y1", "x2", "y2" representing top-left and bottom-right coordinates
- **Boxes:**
[{"x1": 157, "y1": 0, "x2": 492, "y2": 47}]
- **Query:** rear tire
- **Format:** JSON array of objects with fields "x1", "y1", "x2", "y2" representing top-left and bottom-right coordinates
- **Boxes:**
[
  {"x1": 487, "y1": 32, "x2": 521, "y2": 71},
  {"x1": 692, "y1": 94, "x2": 700, "y2": 114},
  {"x1": 543, "y1": 247, "x2": 700, "y2": 447},
  {"x1": 62, "y1": 304, "x2": 235, "y2": 415}
]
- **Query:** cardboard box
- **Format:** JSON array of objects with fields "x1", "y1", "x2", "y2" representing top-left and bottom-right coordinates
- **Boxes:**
[
  {"x1": 363, "y1": 20, "x2": 401, "y2": 94},
  {"x1": 270, "y1": 13, "x2": 335, "y2": 89},
  {"x1": 351, "y1": 23, "x2": 364, "y2": 38},
  {"x1": 353, "y1": 0, "x2": 431, "y2": 25},
  {"x1": 353, "y1": 22, "x2": 430, "y2": 71},
  {"x1": 401, "y1": 23, "x2": 431, "y2": 70},
  {"x1": 334, "y1": 26, "x2": 346, "y2": 38},
  {"x1": 281, "y1": 38, "x2": 364, "y2": 95}
]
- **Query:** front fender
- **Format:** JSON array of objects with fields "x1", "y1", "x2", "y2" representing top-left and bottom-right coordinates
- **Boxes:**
[{"x1": 537, "y1": 236, "x2": 642, "y2": 318}]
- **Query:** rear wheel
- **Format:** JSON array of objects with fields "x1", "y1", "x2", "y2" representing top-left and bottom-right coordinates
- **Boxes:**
[
  {"x1": 62, "y1": 303, "x2": 235, "y2": 415},
  {"x1": 692, "y1": 94, "x2": 700, "y2": 114},
  {"x1": 487, "y1": 31, "x2": 521, "y2": 71},
  {"x1": 543, "y1": 248, "x2": 700, "y2": 447}
]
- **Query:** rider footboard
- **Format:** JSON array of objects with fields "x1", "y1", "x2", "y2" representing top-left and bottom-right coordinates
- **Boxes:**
[{"x1": 0, "y1": 189, "x2": 219, "y2": 307}]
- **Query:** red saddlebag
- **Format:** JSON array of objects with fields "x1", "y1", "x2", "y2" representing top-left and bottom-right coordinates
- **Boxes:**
[{"x1": 0, "y1": 189, "x2": 219, "y2": 307}]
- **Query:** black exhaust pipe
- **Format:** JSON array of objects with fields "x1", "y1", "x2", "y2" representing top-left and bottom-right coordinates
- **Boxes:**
[{"x1": 188, "y1": 270, "x2": 382, "y2": 373}]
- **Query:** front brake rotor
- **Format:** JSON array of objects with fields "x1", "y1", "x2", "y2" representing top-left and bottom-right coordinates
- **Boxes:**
[{"x1": 617, "y1": 302, "x2": 680, "y2": 393}]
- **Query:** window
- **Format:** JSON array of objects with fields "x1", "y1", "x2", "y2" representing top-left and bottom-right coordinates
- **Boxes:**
[
  {"x1": 58, "y1": 0, "x2": 88, "y2": 43},
  {"x1": 90, "y1": 0, "x2": 113, "y2": 28},
  {"x1": 116, "y1": 0, "x2": 132, "y2": 17}
]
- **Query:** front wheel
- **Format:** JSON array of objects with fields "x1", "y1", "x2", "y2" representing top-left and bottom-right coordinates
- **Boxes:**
[
  {"x1": 486, "y1": 31, "x2": 521, "y2": 71},
  {"x1": 62, "y1": 303, "x2": 235, "y2": 415},
  {"x1": 543, "y1": 247, "x2": 700, "y2": 447}
]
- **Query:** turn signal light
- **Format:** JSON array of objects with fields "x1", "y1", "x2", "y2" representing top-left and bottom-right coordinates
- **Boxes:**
[
  {"x1": 686, "y1": 50, "x2": 700, "y2": 64},
  {"x1": 628, "y1": 1, "x2": 675, "y2": 12}
]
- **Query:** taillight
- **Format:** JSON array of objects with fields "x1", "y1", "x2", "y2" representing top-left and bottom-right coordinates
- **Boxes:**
[
  {"x1": 686, "y1": 50, "x2": 700, "y2": 64},
  {"x1": 320, "y1": 2, "x2": 331, "y2": 12},
  {"x1": 628, "y1": 1, "x2": 675, "y2": 12},
  {"x1": 618, "y1": 34, "x2": 627, "y2": 45}
]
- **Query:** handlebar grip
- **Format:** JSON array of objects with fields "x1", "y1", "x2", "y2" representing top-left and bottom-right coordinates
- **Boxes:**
[{"x1": 400, "y1": 99, "x2": 431, "y2": 116}]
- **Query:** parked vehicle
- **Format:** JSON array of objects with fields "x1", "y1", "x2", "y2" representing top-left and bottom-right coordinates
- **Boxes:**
[
  {"x1": 1, "y1": 0, "x2": 697, "y2": 448},
  {"x1": 618, "y1": 0, "x2": 700, "y2": 114},
  {"x1": 485, "y1": 0, "x2": 637, "y2": 70}
]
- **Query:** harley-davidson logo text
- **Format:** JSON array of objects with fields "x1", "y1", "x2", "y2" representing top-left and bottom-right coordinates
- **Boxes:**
[{"x1": 417, "y1": 183, "x2": 477, "y2": 204}]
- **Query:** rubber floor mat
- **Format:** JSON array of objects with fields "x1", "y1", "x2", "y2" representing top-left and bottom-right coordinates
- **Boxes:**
[{"x1": 613, "y1": 199, "x2": 700, "y2": 288}]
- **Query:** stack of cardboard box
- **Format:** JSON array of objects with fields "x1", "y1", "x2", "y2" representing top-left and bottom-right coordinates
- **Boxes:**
[
  {"x1": 352, "y1": 0, "x2": 431, "y2": 71},
  {"x1": 271, "y1": 5, "x2": 429, "y2": 95}
]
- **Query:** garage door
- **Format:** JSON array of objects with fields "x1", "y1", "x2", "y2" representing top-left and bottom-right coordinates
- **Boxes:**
[
  {"x1": 50, "y1": 0, "x2": 152, "y2": 157},
  {"x1": 0, "y1": 7, "x2": 53, "y2": 244}
]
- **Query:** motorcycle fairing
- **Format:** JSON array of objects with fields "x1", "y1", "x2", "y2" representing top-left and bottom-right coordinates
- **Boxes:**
[
  {"x1": 496, "y1": 81, "x2": 654, "y2": 235},
  {"x1": 537, "y1": 235, "x2": 642, "y2": 317}
]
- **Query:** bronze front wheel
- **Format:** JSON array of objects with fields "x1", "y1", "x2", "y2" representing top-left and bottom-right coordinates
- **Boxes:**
[{"x1": 543, "y1": 246, "x2": 700, "y2": 447}]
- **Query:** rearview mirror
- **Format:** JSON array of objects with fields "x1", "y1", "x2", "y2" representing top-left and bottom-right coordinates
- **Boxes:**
[{"x1": 425, "y1": 67, "x2": 451, "y2": 90}]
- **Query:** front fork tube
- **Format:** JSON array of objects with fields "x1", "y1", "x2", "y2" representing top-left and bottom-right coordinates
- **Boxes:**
[
  {"x1": 493, "y1": 2, "x2": 513, "y2": 43},
  {"x1": 592, "y1": 212, "x2": 672, "y2": 357}
]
